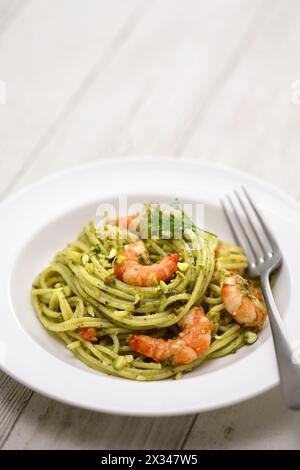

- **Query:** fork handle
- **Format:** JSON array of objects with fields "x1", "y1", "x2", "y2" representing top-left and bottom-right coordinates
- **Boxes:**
[{"x1": 261, "y1": 274, "x2": 300, "y2": 410}]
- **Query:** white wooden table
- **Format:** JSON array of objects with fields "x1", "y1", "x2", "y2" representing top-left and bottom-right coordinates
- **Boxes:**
[{"x1": 1, "y1": 0, "x2": 300, "y2": 450}]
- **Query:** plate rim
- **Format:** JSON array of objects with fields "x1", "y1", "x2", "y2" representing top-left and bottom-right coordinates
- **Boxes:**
[
  {"x1": 1, "y1": 156, "x2": 299, "y2": 416},
  {"x1": 1, "y1": 156, "x2": 300, "y2": 214}
]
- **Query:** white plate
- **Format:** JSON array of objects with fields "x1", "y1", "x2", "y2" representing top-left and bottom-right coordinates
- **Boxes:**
[{"x1": 1, "y1": 158, "x2": 299, "y2": 416}]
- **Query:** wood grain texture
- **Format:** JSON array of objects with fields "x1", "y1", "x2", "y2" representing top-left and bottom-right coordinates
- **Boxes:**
[
  {"x1": 0, "y1": 0, "x2": 147, "y2": 199},
  {"x1": 181, "y1": 0, "x2": 300, "y2": 198},
  {"x1": 2, "y1": 393, "x2": 194, "y2": 450},
  {"x1": 0, "y1": 374, "x2": 32, "y2": 448},
  {"x1": 183, "y1": 387, "x2": 300, "y2": 450},
  {"x1": 10, "y1": 0, "x2": 266, "y2": 189},
  {"x1": 1, "y1": 0, "x2": 300, "y2": 450}
]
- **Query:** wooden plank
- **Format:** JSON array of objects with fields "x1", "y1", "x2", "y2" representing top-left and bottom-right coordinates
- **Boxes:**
[
  {"x1": 0, "y1": 0, "x2": 34, "y2": 451},
  {"x1": 2, "y1": 392, "x2": 194, "y2": 450},
  {"x1": 12, "y1": 0, "x2": 298, "y2": 201},
  {"x1": 181, "y1": 0, "x2": 300, "y2": 199},
  {"x1": 0, "y1": 373, "x2": 32, "y2": 448},
  {"x1": 183, "y1": 387, "x2": 300, "y2": 450},
  {"x1": 0, "y1": 0, "x2": 147, "y2": 199},
  {"x1": 8, "y1": 0, "x2": 265, "y2": 191}
]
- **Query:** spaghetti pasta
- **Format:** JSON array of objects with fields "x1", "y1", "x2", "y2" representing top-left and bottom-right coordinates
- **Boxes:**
[{"x1": 31, "y1": 203, "x2": 263, "y2": 381}]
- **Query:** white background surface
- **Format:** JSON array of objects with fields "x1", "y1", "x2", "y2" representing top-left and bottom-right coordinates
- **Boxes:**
[{"x1": 0, "y1": 0, "x2": 300, "y2": 450}]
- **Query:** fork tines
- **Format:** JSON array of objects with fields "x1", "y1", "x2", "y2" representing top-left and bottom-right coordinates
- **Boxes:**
[{"x1": 221, "y1": 187, "x2": 282, "y2": 276}]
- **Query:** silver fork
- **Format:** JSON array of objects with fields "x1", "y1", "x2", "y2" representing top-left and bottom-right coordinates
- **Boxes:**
[{"x1": 221, "y1": 187, "x2": 300, "y2": 410}]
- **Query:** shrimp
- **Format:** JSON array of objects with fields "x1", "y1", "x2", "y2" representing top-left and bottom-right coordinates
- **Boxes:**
[
  {"x1": 129, "y1": 307, "x2": 211, "y2": 365},
  {"x1": 215, "y1": 241, "x2": 247, "y2": 275},
  {"x1": 221, "y1": 272, "x2": 266, "y2": 327},
  {"x1": 215, "y1": 241, "x2": 231, "y2": 258},
  {"x1": 113, "y1": 240, "x2": 178, "y2": 287},
  {"x1": 77, "y1": 327, "x2": 98, "y2": 342},
  {"x1": 108, "y1": 214, "x2": 139, "y2": 230}
]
